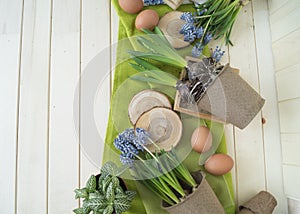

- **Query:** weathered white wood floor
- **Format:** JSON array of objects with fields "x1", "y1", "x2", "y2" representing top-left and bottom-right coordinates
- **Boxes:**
[{"x1": 0, "y1": 0, "x2": 288, "y2": 213}]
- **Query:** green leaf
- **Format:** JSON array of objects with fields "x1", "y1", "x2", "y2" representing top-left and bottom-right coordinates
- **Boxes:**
[
  {"x1": 105, "y1": 182, "x2": 115, "y2": 201},
  {"x1": 125, "y1": 190, "x2": 136, "y2": 201},
  {"x1": 101, "y1": 162, "x2": 118, "y2": 176},
  {"x1": 88, "y1": 191, "x2": 104, "y2": 200},
  {"x1": 103, "y1": 205, "x2": 114, "y2": 214},
  {"x1": 131, "y1": 57, "x2": 162, "y2": 71},
  {"x1": 130, "y1": 57, "x2": 178, "y2": 83},
  {"x1": 102, "y1": 176, "x2": 111, "y2": 193},
  {"x1": 73, "y1": 207, "x2": 90, "y2": 214},
  {"x1": 128, "y1": 50, "x2": 186, "y2": 68},
  {"x1": 114, "y1": 198, "x2": 131, "y2": 212},
  {"x1": 129, "y1": 63, "x2": 146, "y2": 72},
  {"x1": 74, "y1": 188, "x2": 88, "y2": 199},
  {"x1": 111, "y1": 176, "x2": 119, "y2": 190},
  {"x1": 115, "y1": 186, "x2": 124, "y2": 195},
  {"x1": 115, "y1": 193, "x2": 127, "y2": 200},
  {"x1": 86, "y1": 175, "x2": 97, "y2": 193},
  {"x1": 92, "y1": 211, "x2": 103, "y2": 214},
  {"x1": 130, "y1": 75, "x2": 175, "y2": 87},
  {"x1": 83, "y1": 198, "x2": 107, "y2": 211}
]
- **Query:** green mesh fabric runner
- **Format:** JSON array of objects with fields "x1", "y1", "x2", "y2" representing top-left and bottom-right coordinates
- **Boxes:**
[{"x1": 102, "y1": 1, "x2": 236, "y2": 213}]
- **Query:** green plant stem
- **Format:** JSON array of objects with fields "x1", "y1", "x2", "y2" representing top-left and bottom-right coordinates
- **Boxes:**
[
  {"x1": 133, "y1": 155, "x2": 181, "y2": 204},
  {"x1": 145, "y1": 138, "x2": 196, "y2": 187}
]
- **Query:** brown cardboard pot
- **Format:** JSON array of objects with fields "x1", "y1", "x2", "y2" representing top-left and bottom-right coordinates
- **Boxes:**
[
  {"x1": 176, "y1": 64, "x2": 265, "y2": 129},
  {"x1": 162, "y1": 171, "x2": 225, "y2": 214},
  {"x1": 238, "y1": 191, "x2": 277, "y2": 214}
]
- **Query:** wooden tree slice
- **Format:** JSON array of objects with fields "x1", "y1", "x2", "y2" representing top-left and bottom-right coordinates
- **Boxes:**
[
  {"x1": 158, "y1": 11, "x2": 190, "y2": 49},
  {"x1": 135, "y1": 107, "x2": 182, "y2": 152},
  {"x1": 128, "y1": 89, "x2": 172, "y2": 125}
]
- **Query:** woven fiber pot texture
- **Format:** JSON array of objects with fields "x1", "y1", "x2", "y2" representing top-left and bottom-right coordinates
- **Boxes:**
[
  {"x1": 238, "y1": 191, "x2": 277, "y2": 214},
  {"x1": 162, "y1": 171, "x2": 225, "y2": 214},
  {"x1": 197, "y1": 65, "x2": 265, "y2": 129}
]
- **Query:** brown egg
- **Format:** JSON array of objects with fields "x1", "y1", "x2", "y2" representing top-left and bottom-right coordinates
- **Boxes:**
[
  {"x1": 118, "y1": 0, "x2": 143, "y2": 14},
  {"x1": 191, "y1": 126, "x2": 212, "y2": 153},
  {"x1": 204, "y1": 154, "x2": 234, "y2": 176},
  {"x1": 135, "y1": 9, "x2": 159, "y2": 31}
]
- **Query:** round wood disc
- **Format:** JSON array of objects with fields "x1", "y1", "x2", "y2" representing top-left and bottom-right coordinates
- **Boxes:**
[
  {"x1": 158, "y1": 11, "x2": 190, "y2": 49},
  {"x1": 135, "y1": 107, "x2": 182, "y2": 152},
  {"x1": 128, "y1": 89, "x2": 172, "y2": 125}
]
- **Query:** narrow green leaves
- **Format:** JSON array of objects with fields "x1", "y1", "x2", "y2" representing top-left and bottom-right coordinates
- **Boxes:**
[{"x1": 129, "y1": 27, "x2": 187, "y2": 68}]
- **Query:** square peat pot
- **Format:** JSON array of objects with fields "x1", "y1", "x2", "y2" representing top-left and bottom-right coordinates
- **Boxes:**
[
  {"x1": 162, "y1": 171, "x2": 225, "y2": 214},
  {"x1": 174, "y1": 59, "x2": 265, "y2": 129}
]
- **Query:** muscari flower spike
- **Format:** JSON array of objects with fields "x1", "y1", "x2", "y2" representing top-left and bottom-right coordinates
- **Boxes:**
[
  {"x1": 195, "y1": 26, "x2": 204, "y2": 39},
  {"x1": 212, "y1": 46, "x2": 225, "y2": 63},
  {"x1": 192, "y1": 42, "x2": 204, "y2": 58},
  {"x1": 114, "y1": 128, "x2": 150, "y2": 166},
  {"x1": 180, "y1": 12, "x2": 195, "y2": 23},
  {"x1": 203, "y1": 32, "x2": 213, "y2": 45},
  {"x1": 143, "y1": 0, "x2": 164, "y2": 6}
]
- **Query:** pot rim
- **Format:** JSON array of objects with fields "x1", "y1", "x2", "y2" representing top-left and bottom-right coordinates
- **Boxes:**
[{"x1": 161, "y1": 170, "x2": 205, "y2": 209}]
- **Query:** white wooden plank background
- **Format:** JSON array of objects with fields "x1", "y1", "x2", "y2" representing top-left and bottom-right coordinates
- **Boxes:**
[
  {"x1": 252, "y1": 0, "x2": 287, "y2": 212},
  {"x1": 0, "y1": 0, "x2": 23, "y2": 213},
  {"x1": 269, "y1": 1, "x2": 300, "y2": 211},
  {"x1": 48, "y1": 0, "x2": 81, "y2": 212},
  {"x1": 0, "y1": 0, "x2": 289, "y2": 213},
  {"x1": 16, "y1": 0, "x2": 51, "y2": 213},
  {"x1": 229, "y1": 2, "x2": 266, "y2": 206}
]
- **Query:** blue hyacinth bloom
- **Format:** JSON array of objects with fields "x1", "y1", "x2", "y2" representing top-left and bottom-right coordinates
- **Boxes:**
[
  {"x1": 192, "y1": 42, "x2": 204, "y2": 58},
  {"x1": 143, "y1": 0, "x2": 164, "y2": 6},
  {"x1": 180, "y1": 23, "x2": 197, "y2": 42},
  {"x1": 114, "y1": 128, "x2": 150, "y2": 166},
  {"x1": 195, "y1": 26, "x2": 204, "y2": 39},
  {"x1": 203, "y1": 32, "x2": 213, "y2": 45},
  {"x1": 179, "y1": 22, "x2": 194, "y2": 34},
  {"x1": 212, "y1": 46, "x2": 225, "y2": 63},
  {"x1": 180, "y1": 12, "x2": 194, "y2": 23}
]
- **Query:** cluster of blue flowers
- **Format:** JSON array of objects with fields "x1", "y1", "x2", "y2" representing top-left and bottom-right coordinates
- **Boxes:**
[
  {"x1": 180, "y1": 12, "x2": 213, "y2": 58},
  {"x1": 143, "y1": 0, "x2": 164, "y2": 6},
  {"x1": 114, "y1": 128, "x2": 150, "y2": 166},
  {"x1": 212, "y1": 46, "x2": 225, "y2": 63}
]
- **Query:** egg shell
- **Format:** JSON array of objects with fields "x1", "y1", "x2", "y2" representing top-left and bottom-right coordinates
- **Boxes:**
[
  {"x1": 190, "y1": 126, "x2": 212, "y2": 153},
  {"x1": 135, "y1": 9, "x2": 159, "y2": 31},
  {"x1": 204, "y1": 154, "x2": 234, "y2": 176},
  {"x1": 118, "y1": 0, "x2": 143, "y2": 14}
]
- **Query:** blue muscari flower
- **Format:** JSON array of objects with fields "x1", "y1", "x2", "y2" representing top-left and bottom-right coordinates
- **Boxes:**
[
  {"x1": 120, "y1": 154, "x2": 135, "y2": 166},
  {"x1": 195, "y1": 26, "x2": 204, "y2": 39},
  {"x1": 143, "y1": 0, "x2": 164, "y2": 6},
  {"x1": 135, "y1": 128, "x2": 150, "y2": 145},
  {"x1": 212, "y1": 46, "x2": 225, "y2": 63},
  {"x1": 184, "y1": 29, "x2": 197, "y2": 42},
  {"x1": 179, "y1": 22, "x2": 194, "y2": 34},
  {"x1": 192, "y1": 42, "x2": 204, "y2": 58},
  {"x1": 180, "y1": 12, "x2": 194, "y2": 23},
  {"x1": 203, "y1": 32, "x2": 213, "y2": 45},
  {"x1": 180, "y1": 23, "x2": 197, "y2": 42},
  {"x1": 114, "y1": 128, "x2": 150, "y2": 166}
]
